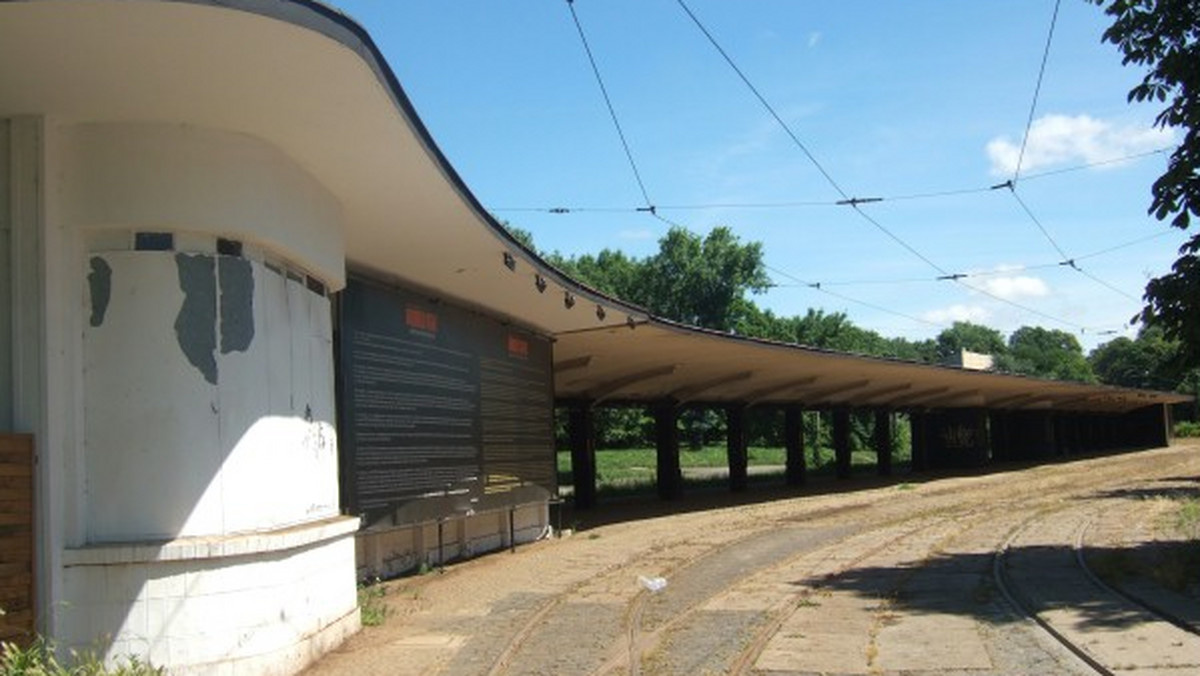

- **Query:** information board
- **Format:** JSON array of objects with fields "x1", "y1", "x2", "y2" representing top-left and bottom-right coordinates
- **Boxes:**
[{"x1": 338, "y1": 277, "x2": 555, "y2": 523}]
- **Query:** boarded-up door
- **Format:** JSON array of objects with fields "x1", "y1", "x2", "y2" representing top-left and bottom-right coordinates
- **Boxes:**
[{"x1": 0, "y1": 434, "x2": 33, "y2": 644}]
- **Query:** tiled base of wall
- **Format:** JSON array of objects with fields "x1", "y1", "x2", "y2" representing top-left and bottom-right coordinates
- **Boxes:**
[
  {"x1": 356, "y1": 502, "x2": 549, "y2": 580},
  {"x1": 58, "y1": 516, "x2": 360, "y2": 674}
]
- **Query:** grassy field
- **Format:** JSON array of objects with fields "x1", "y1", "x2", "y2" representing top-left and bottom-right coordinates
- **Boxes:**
[{"x1": 557, "y1": 444, "x2": 910, "y2": 494}]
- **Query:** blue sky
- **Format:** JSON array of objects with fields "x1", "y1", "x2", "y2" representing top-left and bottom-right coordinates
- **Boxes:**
[{"x1": 332, "y1": 0, "x2": 1187, "y2": 351}]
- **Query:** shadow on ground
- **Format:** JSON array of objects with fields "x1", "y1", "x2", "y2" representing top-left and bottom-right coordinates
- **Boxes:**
[{"x1": 791, "y1": 539, "x2": 1200, "y2": 631}]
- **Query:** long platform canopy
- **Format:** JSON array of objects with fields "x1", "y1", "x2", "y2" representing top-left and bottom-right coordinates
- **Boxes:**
[{"x1": 1, "y1": 0, "x2": 1190, "y2": 415}]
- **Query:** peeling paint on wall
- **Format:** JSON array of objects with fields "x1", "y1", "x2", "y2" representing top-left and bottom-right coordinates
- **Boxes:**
[
  {"x1": 219, "y1": 257, "x2": 254, "y2": 354},
  {"x1": 87, "y1": 257, "x2": 112, "y2": 327},
  {"x1": 174, "y1": 253, "x2": 217, "y2": 384}
]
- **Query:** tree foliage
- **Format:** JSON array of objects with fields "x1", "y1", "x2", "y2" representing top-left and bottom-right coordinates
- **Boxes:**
[
  {"x1": 547, "y1": 226, "x2": 770, "y2": 332},
  {"x1": 1090, "y1": 0, "x2": 1200, "y2": 367},
  {"x1": 934, "y1": 322, "x2": 1007, "y2": 363},
  {"x1": 999, "y1": 326, "x2": 1095, "y2": 383}
]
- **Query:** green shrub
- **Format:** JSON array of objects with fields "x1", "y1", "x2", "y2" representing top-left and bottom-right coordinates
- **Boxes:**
[
  {"x1": 0, "y1": 637, "x2": 162, "y2": 676},
  {"x1": 357, "y1": 579, "x2": 392, "y2": 627},
  {"x1": 1174, "y1": 420, "x2": 1200, "y2": 437}
]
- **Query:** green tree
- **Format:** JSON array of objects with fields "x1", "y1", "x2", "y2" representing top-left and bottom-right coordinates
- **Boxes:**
[
  {"x1": 999, "y1": 326, "x2": 1096, "y2": 382},
  {"x1": 549, "y1": 226, "x2": 770, "y2": 332},
  {"x1": 1090, "y1": 0, "x2": 1200, "y2": 367},
  {"x1": 1089, "y1": 326, "x2": 1179, "y2": 390},
  {"x1": 934, "y1": 321, "x2": 1007, "y2": 363},
  {"x1": 641, "y1": 227, "x2": 771, "y2": 330}
]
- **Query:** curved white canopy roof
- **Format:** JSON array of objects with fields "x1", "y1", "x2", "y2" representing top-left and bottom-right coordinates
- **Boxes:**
[{"x1": 1, "y1": 0, "x2": 1189, "y2": 414}]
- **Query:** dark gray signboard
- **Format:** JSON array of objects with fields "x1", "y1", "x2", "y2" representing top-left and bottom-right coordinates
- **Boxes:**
[{"x1": 337, "y1": 277, "x2": 555, "y2": 523}]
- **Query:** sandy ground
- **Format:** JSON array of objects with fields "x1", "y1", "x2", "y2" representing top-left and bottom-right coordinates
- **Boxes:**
[{"x1": 306, "y1": 442, "x2": 1200, "y2": 675}]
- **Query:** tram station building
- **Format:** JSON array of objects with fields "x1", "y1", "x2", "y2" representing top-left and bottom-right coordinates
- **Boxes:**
[{"x1": 0, "y1": 0, "x2": 1190, "y2": 673}]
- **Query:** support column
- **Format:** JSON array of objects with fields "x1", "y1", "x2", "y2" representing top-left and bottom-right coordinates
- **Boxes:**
[
  {"x1": 654, "y1": 402, "x2": 683, "y2": 500},
  {"x1": 726, "y1": 404, "x2": 748, "y2": 492},
  {"x1": 784, "y1": 405, "x2": 806, "y2": 486},
  {"x1": 833, "y1": 407, "x2": 852, "y2": 479},
  {"x1": 910, "y1": 411, "x2": 928, "y2": 472},
  {"x1": 567, "y1": 403, "x2": 597, "y2": 510},
  {"x1": 874, "y1": 409, "x2": 892, "y2": 476}
]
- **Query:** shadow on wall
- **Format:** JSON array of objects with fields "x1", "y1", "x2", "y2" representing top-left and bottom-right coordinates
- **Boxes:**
[
  {"x1": 83, "y1": 249, "x2": 337, "y2": 540},
  {"x1": 67, "y1": 248, "x2": 349, "y2": 664}
]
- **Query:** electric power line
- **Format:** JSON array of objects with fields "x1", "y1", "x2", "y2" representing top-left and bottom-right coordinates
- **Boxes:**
[
  {"x1": 1013, "y1": 0, "x2": 1062, "y2": 184},
  {"x1": 487, "y1": 146, "x2": 1175, "y2": 214},
  {"x1": 566, "y1": 0, "x2": 653, "y2": 208}
]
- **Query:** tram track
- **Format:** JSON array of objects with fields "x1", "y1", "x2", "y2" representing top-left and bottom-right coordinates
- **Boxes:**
[
  {"x1": 306, "y1": 444, "x2": 1200, "y2": 676},
  {"x1": 487, "y1": 450, "x2": 1199, "y2": 675},
  {"x1": 994, "y1": 494, "x2": 1200, "y2": 675}
]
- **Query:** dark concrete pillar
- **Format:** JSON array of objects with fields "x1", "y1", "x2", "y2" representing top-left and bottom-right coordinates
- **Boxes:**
[
  {"x1": 911, "y1": 411, "x2": 929, "y2": 472},
  {"x1": 833, "y1": 407, "x2": 852, "y2": 479},
  {"x1": 726, "y1": 404, "x2": 748, "y2": 492},
  {"x1": 1125, "y1": 404, "x2": 1169, "y2": 449},
  {"x1": 989, "y1": 411, "x2": 1010, "y2": 462},
  {"x1": 784, "y1": 405, "x2": 806, "y2": 486},
  {"x1": 1009, "y1": 410, "x2": 1055, "y2": 459},
  {"x1": 654, "y1": 402, "x2": 683, "y2": 500},
  {"x1": 874, "y1": 409, "x2": 892, "y2": 476},
  {"x1": 1082, "y1": 414, "x2": 1098, "y2": 453},
  {"x1": 568, "y1": 404, "x2": 597, "y2": 509}
]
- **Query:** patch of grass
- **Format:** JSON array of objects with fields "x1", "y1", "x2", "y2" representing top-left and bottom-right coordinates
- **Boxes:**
[
  {"x1": 558, "y1": 445, "x2": 900, "y2": 495},
  {"x1": 357, "y1": 579, "x2": 392, "y2": 627},
  {"x1": 1175, "y1": 498, "x2": 1200, "y2": 540},
  {"x1": 1, "y1": 637, "x2": 163, "y2": 676}
]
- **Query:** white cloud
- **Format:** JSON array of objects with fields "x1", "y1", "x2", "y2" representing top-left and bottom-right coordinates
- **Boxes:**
[
  {"x1": 976, "y1": 274, "x2": 1049, "y2": 301},
  {"x1": 986, "y1": 114, "x2": 1173, "y2": 177},
  {"x1": 922, "y1": 304, "x2": 990, "y2": 324}
]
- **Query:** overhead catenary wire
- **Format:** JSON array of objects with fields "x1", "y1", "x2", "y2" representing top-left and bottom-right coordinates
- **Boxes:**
[
  {"x1": 673, "y1": 0, "x2": 1106, "y2": 334},
  {"x1": 1013, "y1": 0, "x2": 1062, "y2": 184},
  {"x1": 997, "y1": 0, "x2": 1143, "y2": 307},
  {"x1": 765, "y1": 264, "x2": 945, "y2": 329},
  {"x1": 770, "y1": 229, "x2": 1174, "y2": 292},
  {"x1": 565, "y1": 0, "x2": 654, "y2": 209},
  {"x1": 672, "y1": 0, "x2": 849, "y2": 201},
  {"x1": 488, "y1": 147, "x2": 1176, "y2": 214},
  {"x1": 552, "y1": 0, "x2": 1139, "y2": 338}
]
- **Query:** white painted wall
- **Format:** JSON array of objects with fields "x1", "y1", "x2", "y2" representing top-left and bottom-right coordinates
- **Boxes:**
[
  {"x1": 25, "y1": 119, "x2": 361, "y2": 672},
  {"x1": 60, "y1": 122, "x2": 345, "y2": 290},
  {"x1": 83, "y1": 252, "x2": 339, "y2": 540}
]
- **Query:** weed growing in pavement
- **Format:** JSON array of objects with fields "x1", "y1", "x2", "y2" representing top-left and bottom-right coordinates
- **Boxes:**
[
  {"x1": 1175, "y1": 498, "x2": 1200, "y2": 540},
  {"x1": 357, "y1": 579, "x2": 392, "y2": 627},
  {"x1": 1, "y1": 636, "x2": 163, "y2": 676}
]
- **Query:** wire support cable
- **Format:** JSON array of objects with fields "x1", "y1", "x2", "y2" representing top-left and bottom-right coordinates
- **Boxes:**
[
  {"x1": 673, "y1": 0, "x2": 849, "y2": 201},
  {"x1": 487, "y1": 147, "x2": 1176, "y2": 215},
  {"x1": 566, "y1": 0, "x2": 654, "y2": 208},
  {"x1": 767, "y1": 230, "x2": 1174, "y2": 290},
  {"x1": 951, "y1": 277, "x2": 1091, "y2": 333},
  {"x1": 1013, "y1": 0, "x2": 1062, "y2": 184},
  {"x1": 765, "y1": 264, "x2": 944, "y2": 328},
  {"x1": 1001, "y1": 183, "x2": 1143, "y2": 304}
]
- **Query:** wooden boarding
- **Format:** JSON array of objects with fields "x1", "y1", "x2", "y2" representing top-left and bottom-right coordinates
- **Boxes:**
[{"x1": 0, "y1": 434, "x2": 33, "y2": 646}]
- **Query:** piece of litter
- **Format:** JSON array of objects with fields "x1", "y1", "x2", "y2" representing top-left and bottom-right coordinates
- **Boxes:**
[{"x1": 638, "y1": 575, "x2": 668, "y2": 592}]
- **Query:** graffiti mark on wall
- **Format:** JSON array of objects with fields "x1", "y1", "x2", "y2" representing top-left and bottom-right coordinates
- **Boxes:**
[{"x1": 940, "y1": 424, "x2": 978, "y2": 450}]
